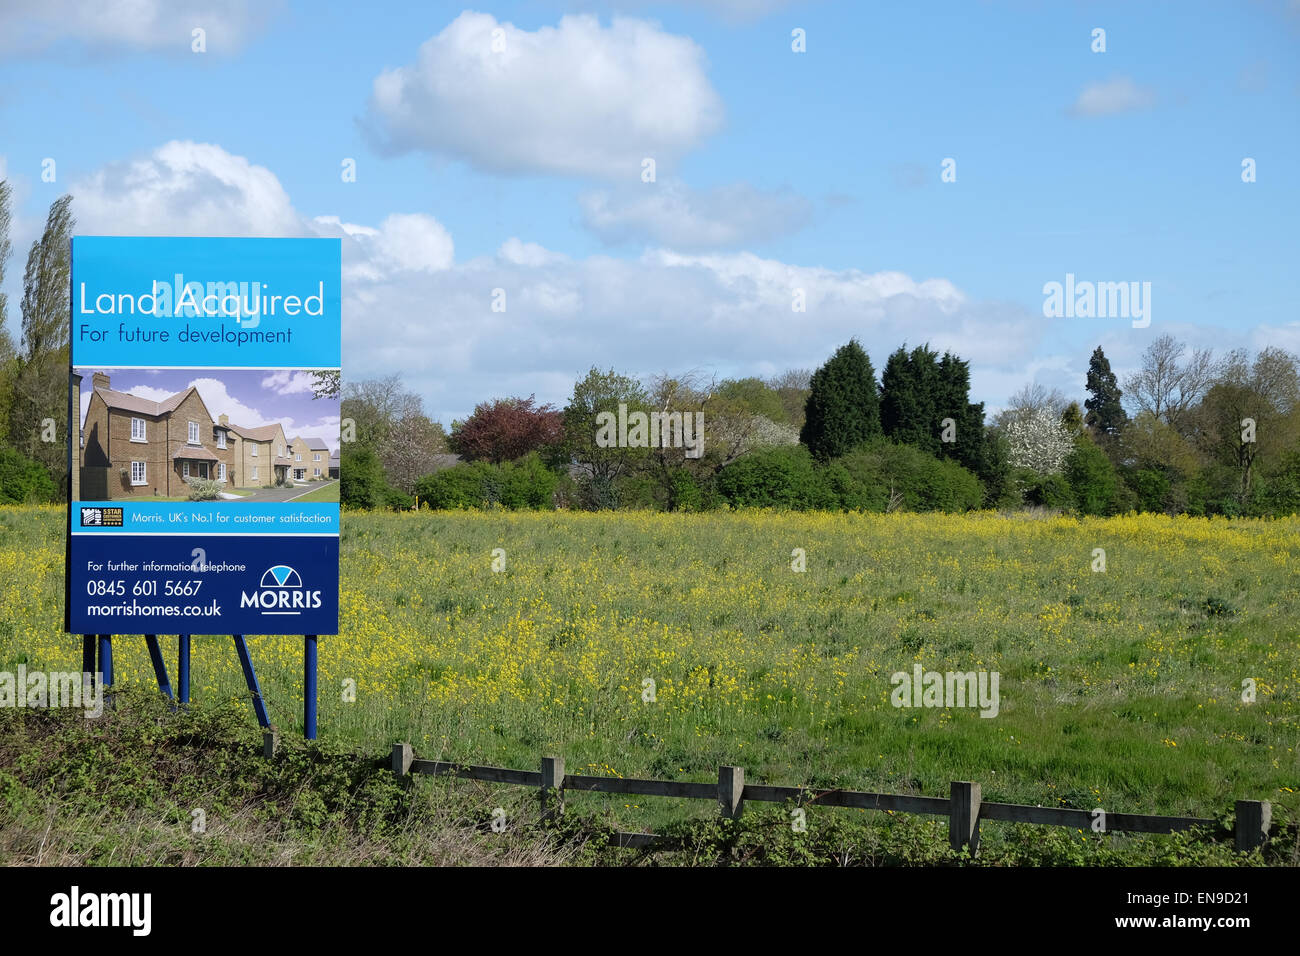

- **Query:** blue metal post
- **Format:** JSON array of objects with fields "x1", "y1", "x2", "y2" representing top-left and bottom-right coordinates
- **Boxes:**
[
  {"x1": 97, "y1": 634, "x2": 113, "y2": 687},
  {"x1": 304, "y1": 635, "x2": 318, "y2": 740},
  {"x1": 232, "y1": 635, "x2": 271, "y2": 729},
  {"x1": 177, "y1": 634, "x2": 191, "y2": 704},
  {"x1": 144, "y1": 635, "x2": 173, "y2": 700}
]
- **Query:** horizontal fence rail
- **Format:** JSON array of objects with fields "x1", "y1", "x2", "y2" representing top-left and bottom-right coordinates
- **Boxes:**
[{"x1": 389, "y1": 744, "x2": 1272, "y2": 854}]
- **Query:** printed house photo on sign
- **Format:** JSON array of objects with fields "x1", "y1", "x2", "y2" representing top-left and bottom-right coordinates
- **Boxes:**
[{"x1": 72, "y1": 367, "x2": 340, "y2": 502}]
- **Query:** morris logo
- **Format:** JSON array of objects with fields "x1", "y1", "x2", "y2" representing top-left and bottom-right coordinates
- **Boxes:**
[
  {"x1": 241, "y1": 565, "x2": 321, "y2": 615},
  {"x1": 260, "y1": 565, "x2": 302, "y2": 588}
]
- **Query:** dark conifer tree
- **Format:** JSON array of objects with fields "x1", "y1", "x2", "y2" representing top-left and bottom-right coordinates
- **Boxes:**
[
  {"x1": 799, "y1": 339, "x2": 881, "y2": 459},
  {"x1": 1084, "y1": 346, "x2": 1128, "y2": 437}
]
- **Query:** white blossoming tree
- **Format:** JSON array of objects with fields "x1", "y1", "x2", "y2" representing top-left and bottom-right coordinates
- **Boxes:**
[{"x1": 1006, "y1": 407, "x2": 1074, "y2": 474}]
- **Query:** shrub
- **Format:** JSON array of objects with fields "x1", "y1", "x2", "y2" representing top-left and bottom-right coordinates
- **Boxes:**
[
  {"x1": 340, "y1": 446, "x2": 388, "y2": 509},
  {"x1": 1064, "y1": 437, "x2": 1120, "y2": 516},
  {"x1": 836, "y1": 441, "x2": 983, "y2": 512},
  {"x1": 415, "y1": 461, "x2": 491, "y2": 509},
  {"x1": 413, "y1": 455, "x2": 559, "y2": 511},
  {"x1": 0, "y1": 448, "x2": 57, "y2": 504},
  {"x1": 1017, "y1": 468, "x2": 1075, "y2": 510},
  {"x1": 499, "y1": 453, "x2": 558, "y2": 510},
  {"x1": 384, "y1": 486, "x2": 414, "y2": 510},
  {"x1": 184, "y1": 478, "x2": 222, "y2": 501},
  {"x1": 717, "y1": 445, "x2": 835, "y2": 509},
  {"x1": 1252, "y1": 451, "x2": 1300, "y2": 516},
  {"x1": 819, "y1": 457, "x2": 886, "y2": 512},
  {"x1": 1127, "y1": 467, "x2": 1172, "y2": 514},
  {"x1": 667, "y1": 467, "x2": 705, "y2": 512}
]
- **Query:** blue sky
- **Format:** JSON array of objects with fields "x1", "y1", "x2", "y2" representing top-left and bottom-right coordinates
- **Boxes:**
[{"x1": 2, "y1": 1, "x2": 1297, "y2": 425}]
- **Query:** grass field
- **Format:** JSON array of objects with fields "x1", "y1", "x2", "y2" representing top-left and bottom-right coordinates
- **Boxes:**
[
  {"x1": 290, "y1": 481, "x2": 340, "y2": 502},
  {"x1": 1, "y1": 504, "x2": 1296, "y2": 862}
]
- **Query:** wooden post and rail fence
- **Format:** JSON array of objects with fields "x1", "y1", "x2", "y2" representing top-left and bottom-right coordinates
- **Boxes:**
[{"x1": 389, "y1": 743, "x2": 1273, "y2": 854}]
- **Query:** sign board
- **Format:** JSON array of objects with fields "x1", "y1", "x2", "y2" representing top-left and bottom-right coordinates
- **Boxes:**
[{"x1": 66, "y1": 237, "x2": 341, "y2": 635}]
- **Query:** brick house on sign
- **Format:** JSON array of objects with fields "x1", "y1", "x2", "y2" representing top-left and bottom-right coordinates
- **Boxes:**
[
  {"x1": 222, "y1": 418, "x2": 293, "y2": 489},
  {"x1": 81, "y1": 372, "x2": 223, "y2": 499},
  {"x1": 288, "y1": 436, "x2": 331, "y2": 481}
]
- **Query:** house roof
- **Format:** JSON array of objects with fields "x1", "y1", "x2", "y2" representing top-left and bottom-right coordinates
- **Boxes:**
[
  {"x1": 297, "y1": 436, "x2": 330, "y2": 451},
  {"x1": 95, "y1": 385, "x2": 192, "y2": 417},
  {"x1": 227, "y1": 422, "x2": 282, "y2": 442},
  {"x1": 172, "y1": 446, "x2": 219, "y2": 462}
]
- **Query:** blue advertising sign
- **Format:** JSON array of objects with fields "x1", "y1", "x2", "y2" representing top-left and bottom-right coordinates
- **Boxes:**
[{"x1": 67, "y1": 237, "x2": 341, "y2": 635}]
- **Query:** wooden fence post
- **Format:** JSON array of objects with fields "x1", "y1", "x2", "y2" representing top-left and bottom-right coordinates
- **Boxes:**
[
  {"x1": 950, "y1": 781, "x2": 981, "y2": 854},
  {"x1": 1234, "y1": 800, "x2": 1270, "y2": 852},
  {"x1": 540, "y1": 756, "x2": 565, "y2": 822},
  {"x1": 392, "y1": 742, "x2": 413, "y2": 776},
  {"x1": 718, "y1": 766, "x2": 745, "y2": 820},
  {"x1": 262, "y1": 729, "x2": 279, "y2": 759}
]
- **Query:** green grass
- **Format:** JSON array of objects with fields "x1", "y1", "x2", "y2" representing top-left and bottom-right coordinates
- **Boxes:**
[{"x1": 291, "y1": 481, "x2": 340, "y2": 502}]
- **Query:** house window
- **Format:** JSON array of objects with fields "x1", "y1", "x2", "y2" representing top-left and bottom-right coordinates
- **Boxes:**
[
  {"x1": 295, "y1": 453, "x2": 302, "y2": 461},
  {"x1": 218, "y1": 463, "x2": 226, "y2": 483},
  {"x1": 217, "y1": 430, "x2": 226, "y2": 449},
  {"x1": 314, "y1": 468, "x2": 321, "y2": 477},
  {"x1": 130, "y1": 461, "x2": 146, "y2": 485},
  {"x1": 130, "y1": 418, "x2": 146, "y2": 442},
  {"x1": 278, "y1": 444, "x2": 284, "y2": 458},
  {"x1": 252, "y1": 466, "x2": 259, "y2": 481},
  {"x1": 251, "y1": 444, "x2": 258, "y2": 457},
  {"x1": 183, "y1": 461, "x2": 190, "y2": 478},
  {"x1": 314, "y1": 453, "x2": 321, "y2": 461},
  {"x1": 188, "y1": 421, "x2": 199, "y2": 444}
]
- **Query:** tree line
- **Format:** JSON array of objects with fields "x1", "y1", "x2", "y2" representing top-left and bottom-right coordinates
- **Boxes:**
[
  {"x1": 2, "y1": 187, "x2": 1296, "y2": 517},
  {"x1": 341, "y1": 335, "x2": 1300, "y2": 518}
]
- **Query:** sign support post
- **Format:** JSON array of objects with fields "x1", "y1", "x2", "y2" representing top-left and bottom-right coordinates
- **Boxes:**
[
  {"x1": 232, "y1": 635, "x2": 271, "y2": 729},
  {"x1": 144, "y1": 634, "x2": 173, "y2": 702},
  {"x1": 304, "y1": 635, "x2": 318, "y2": 740},
  {"x1": 97, "y1": 634, "x2": 113, "y2": 687},
  {"x1": 177, "y1": 634, "x2": 191, "y2": 705}
]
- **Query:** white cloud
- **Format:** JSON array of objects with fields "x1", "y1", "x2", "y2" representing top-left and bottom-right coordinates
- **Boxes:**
[
  {"x1": 580, "y1": 180, "x2": 812, "y2": 248},
  {"x1": 363, "y1": 12, "x2": 723, "y2": 178},
  {"x1": 0, "y1": 0, "x2": 280, "y2": 55},
  {"x1": 261, "y1": 371, "x2": 317, "y2": 396},
  {"x1": 123, "y1": 384, "x2": 173, "y2": 403},
  {"x1": 73, "y1": 141, "x2": 302, "y2": 237},
  {"x1": 338, "y1": 243, "x2": 1046, "y2": 423},
  {"x1": 314, "y1": 213, "x2": 454, "y2": 280},
  {"x1": 1069, "y1": 76, "x2": 1157, "y2": 117},
  {"x1": 71, "y1": 142, "x2": 456, "y2": 284},
  {"x1": 497, "y1": 237, "x2": 569, "y2": 268}
]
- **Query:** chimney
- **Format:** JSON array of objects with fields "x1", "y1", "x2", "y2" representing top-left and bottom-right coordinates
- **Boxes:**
[
  {"x1": 219, "y1": 414, "x2": 229, "y2": 426},
  {"x1": 92, "y1": 372, "x2": 110, "y2": 390}
]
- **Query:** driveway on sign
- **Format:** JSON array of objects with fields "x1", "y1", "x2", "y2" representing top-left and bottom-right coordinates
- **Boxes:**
[{"x1": 236, "y1": 481, "x2": 337, "y2": 503}]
